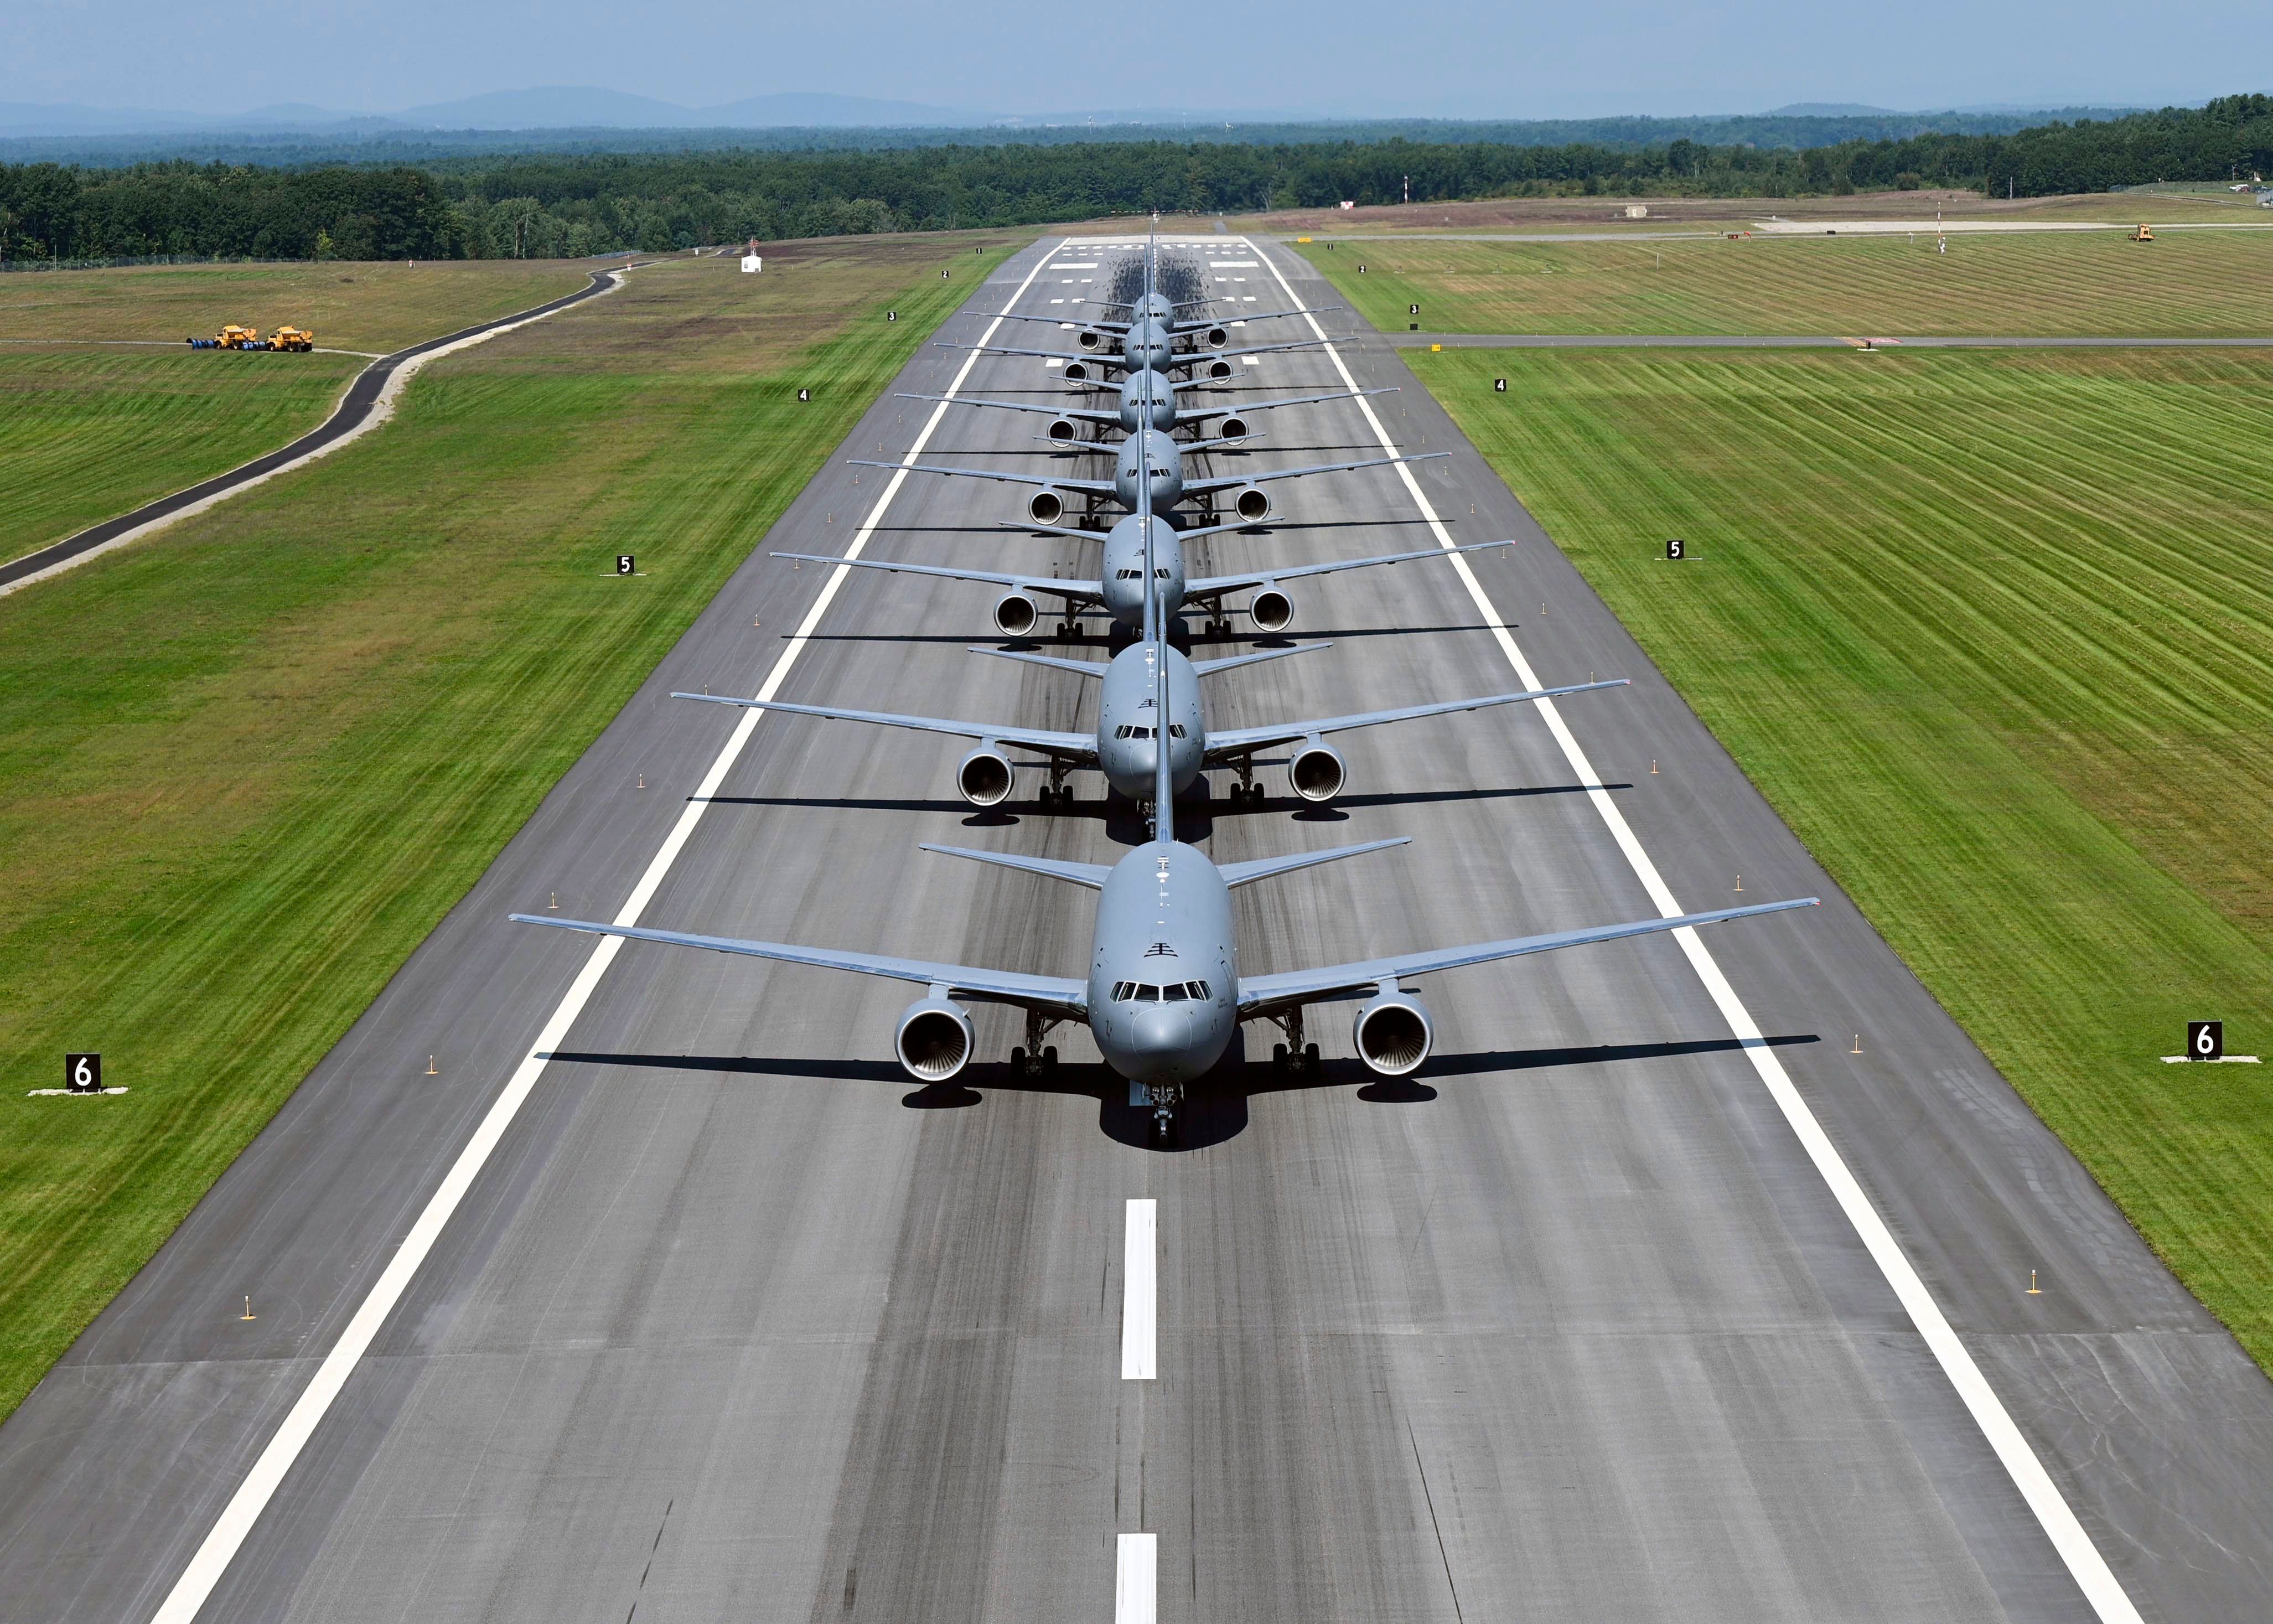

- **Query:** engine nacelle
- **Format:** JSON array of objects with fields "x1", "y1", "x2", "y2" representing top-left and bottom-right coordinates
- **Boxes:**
[
  {"x1": 1249, "y1": 586, "x2": 1293, "y2": 634},
  {"x1": 1196, "y1": 358, "x2": 1234, "y2": 381},
  {"x1": 1045, "y1": 416, "x2": 1081, "y2": 444},
  {"x1": 993, "y1": 592, "x2": 1039, "y2": 637},
  {"x1": 1078, "y1": 329, "x2": 1105, "y2": 351},
  {"x1": 1027, "y1": 487, "x2": 1066, "y2": 526},
  {"x1": 1353, "y1": 989, "x2": 1433, "y2": 1077},
  {"x1": 1203, "y1": 325, "x2": 1230, "y2": 348},
  {"x1": 956, "y1": 745, "x2": 1016, "y2": 806},
  {"x1": 1215, "y1": 414, "x2": 1252, "y2": 444},
  {"x1": 1288, "y1": 737, "x2": 1346, "y2": 803},
  {"x1": 1062, "y1": 359, "x2": 1093, "y2": 382},
  {"x1": 895, "y1": 996, "x2": 975, "y2": 1082},
  {"x1": 1231, "y1": 485, "x2": 1272, "y2": 524}
]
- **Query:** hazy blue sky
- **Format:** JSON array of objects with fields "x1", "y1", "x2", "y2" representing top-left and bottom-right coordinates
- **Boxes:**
[{"x1": 7, "y1": 0, "x2": 2262, "y2": 117}]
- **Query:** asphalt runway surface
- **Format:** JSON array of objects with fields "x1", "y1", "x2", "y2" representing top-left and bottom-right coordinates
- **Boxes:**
[
  {"x1": 1389, "y1": 331, "x2": 2273, "y2": 348},
  {"x1": 3, "y1": 234, "x2": 2271, "y2": 1623},
  {"x1": 0, "y1": 266, "x2": 631, "y2": 595}
]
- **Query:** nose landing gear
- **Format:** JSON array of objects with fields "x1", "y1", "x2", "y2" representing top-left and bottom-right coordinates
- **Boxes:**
[{"x1": 1148, "y1": 1084, "x2": 1183, "y2": 1148}]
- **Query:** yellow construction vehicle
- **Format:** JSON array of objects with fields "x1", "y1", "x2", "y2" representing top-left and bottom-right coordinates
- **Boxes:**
[
  {"x1": 270, "y1": 326, "x2": 315, "y2": 351},
  {"x1": 2131, "y1": 223, "x2": 2155, "y2": 241}
]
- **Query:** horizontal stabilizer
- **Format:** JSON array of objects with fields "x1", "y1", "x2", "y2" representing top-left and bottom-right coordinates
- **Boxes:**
[
  {"x1": 917, "y1": 843, "x2": 1112, "y2": 889},
  {"x1": 1188, "y1": 642, "x2": 1330, "y2": 677},
  {"x1": 1218, "y1": 837, "x2": 1410, "y2": 891}
]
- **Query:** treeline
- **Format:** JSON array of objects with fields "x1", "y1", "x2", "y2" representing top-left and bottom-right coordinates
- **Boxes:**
[{"x1": 4, "y1": 96, "x2": 2269, "y2": 263}]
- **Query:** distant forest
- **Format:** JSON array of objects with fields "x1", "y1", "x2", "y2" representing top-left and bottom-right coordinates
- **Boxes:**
[{"x1": 2, "y1": 95, "x2": 2267, "y2": 264}]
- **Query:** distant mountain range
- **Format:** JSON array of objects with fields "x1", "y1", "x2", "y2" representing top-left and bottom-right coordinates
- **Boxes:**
[{"x1": 0, "y1": 87, "x2": 2159, "y2": 140}]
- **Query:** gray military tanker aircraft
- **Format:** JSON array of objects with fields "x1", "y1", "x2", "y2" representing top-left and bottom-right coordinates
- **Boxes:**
[
  {"x1": 897, "y1": 376, "x2": 1397, "y2": 442},
  {"x1": 677, "y1": 620, "x2": 1624, "y2": 809},
  {"x1": 511, "y1": 428, "x2": 1816, "y2": 1145},
  {"x1": 850, "y1": 426, "x2": 1443, "y2": 528},
  {"x1": 770, "y1": 526, "x2": 1510, "y2": 646}
]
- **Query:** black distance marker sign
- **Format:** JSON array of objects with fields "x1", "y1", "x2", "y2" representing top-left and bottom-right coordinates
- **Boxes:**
[
  {"x1": 1494, "y1": 377, "x2": 1508, "y2": 393},
  {"x1": 1666, "y1": 539, "x2": 1686, "y2": 561},
  {"x1": 797, "y1": 387, "x2": 811, "y2": 402},
  {"x1": 887, "y1": 311, "x2": 897, "y2": 322},
  {"x1": 66, "y1": 1053, "x2": 101, "y2": 1093},
  {"x1": 2190, "y1": 1020, "x2": 2224, "y2": 1061},
  {"x1": 616, "y1": 555, "x2": 635, "y2": 575},
  {"x1": 1409, "y1": 303, "x2": 1421, "y2": 316}
]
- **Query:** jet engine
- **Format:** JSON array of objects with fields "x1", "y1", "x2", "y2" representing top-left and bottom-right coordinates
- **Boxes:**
[
  {"x1": 1195, "y1": 358, "x2": 1235, "y2": 382},
  {"x1": 1202, "y1": 325, "x2": 1230, "y2": 348},
  {"x1": 956, "y1": 745, "x2": 1016, "y2": 806},
  {"x1": 1078, "y1": 329, "x2": 1105, "y2": 351},
  {"x1": 1247, "y1": 586, "x2": 1293, "y2": 634},
  {"x1": 1231, "y1": 486, "x2": 1272, "y2": 523},
  {"x1": 895, "y1": 996, "x2": 975, "y2": 1081},
  {"x1": 1045, "y1": 417, "x2": 1081, "y2": 444},
  {"x1": 1287, "y1": 737, "x2": 1347, "y2": 803},
  {"x1": 1214, "y1": 414, "x2": 1252, "y2": 444},
  {"x1": 1352, "y1": 988, "x2": 1433, "y2": 1077},
  {"x1": 1027, "y1": 488, "x2": 1066, "y2": 525},
  {"x1": 993, "y1": 592, "x2": 1040, "y2": 637},
  {"x1": 1062, "y1": 360, "x2": 1094, "y2": 383}
]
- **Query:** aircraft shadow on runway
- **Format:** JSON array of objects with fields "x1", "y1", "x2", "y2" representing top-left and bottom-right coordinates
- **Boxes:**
[
  {"x1": 541, "y1": 1033, "x2": 1815, "y2": 1153},
  {"x1": 698, "y1": 780, "x2": 1621, "y2": 845}
]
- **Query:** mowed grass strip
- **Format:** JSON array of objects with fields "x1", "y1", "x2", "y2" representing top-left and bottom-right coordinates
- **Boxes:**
[
  {"x1": 0, "y1": 233, "x2": 1026, "y2": 1421},
  {"x1": 1297, "y1": 231, "x2": 2273, "y2": 337},
  {"x1": 0, "y1": 348, "x2": 361, "y2": 562},
  {"x1": 1423, "y1": 345, "x2": 2273, "y2": 1362},
  {"x1": 0, "y1": 258, "x2": 591, "y2": 352}
]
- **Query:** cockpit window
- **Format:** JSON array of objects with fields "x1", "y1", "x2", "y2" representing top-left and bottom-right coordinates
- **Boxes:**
[{"x1": 1112, "y1": 979, "x2": 1212, "y2": 1003}]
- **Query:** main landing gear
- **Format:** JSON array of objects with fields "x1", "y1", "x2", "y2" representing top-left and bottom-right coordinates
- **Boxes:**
[
  {"x1": 1011, "y1": 1010, "x2": 1063, "y2": 1078},
  {"x1": 1266, "y1": 1006, "x2": 1319, "y2": 1074}
]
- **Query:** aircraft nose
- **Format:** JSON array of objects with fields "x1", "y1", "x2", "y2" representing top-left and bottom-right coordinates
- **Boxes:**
[{"x1": 1130, "y1": 1005, "x2": 1190, "y2": 1058}]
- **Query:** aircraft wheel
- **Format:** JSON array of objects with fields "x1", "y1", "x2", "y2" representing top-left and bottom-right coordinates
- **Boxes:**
[
  {"x1": 1305, "y1": 1043, "x2": 1321, "y2": 1068},
  {"x1": 1150, "y1": 1112, "x2": 1179, "y2": 1149},
  {"x1": 1043, "y1": 1046, "x2": 1059, "y2": 1072},
  {"x1": 1011, "y1": 1046, "x2": 1027, "y2": 1071},
  {"x1": 1272, "y1": 1042, "x2": 1289, "y2": 1071}
]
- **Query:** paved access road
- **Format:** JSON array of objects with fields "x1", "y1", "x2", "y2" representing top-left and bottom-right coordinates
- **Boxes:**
[
  {"x1": 2, "y1": 234, "x2": 2270, "y2": 1624},
  {"x1": 0, "y1": 265, "x2": 636, "y2": 597}
]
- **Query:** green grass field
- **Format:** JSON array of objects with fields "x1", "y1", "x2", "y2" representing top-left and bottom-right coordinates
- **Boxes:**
[
  {"x1": 0, "y1": 232, "x2": 1027, "y2": 1422},
  {"x1": 0, "y1": 258, "x2": 591, "y2": 351},
  {"x1": 1296, "y1": 230, "x2": 2273, "y2": 335},
  {"x1": 1419, "y1": 345, "x2": 2273, "y2": 1363},
  {"x1": 0, "y1": 348, "x2": 362, "y2": 561}
]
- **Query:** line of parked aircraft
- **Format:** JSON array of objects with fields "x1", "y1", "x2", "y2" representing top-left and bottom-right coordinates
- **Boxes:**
[{"x1": 516, "y1": 231, "x2": 1813, "y2": 1145}]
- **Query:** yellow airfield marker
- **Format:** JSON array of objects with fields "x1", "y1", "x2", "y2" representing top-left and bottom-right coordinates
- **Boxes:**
[
  {"x1": 2027, "y1": 1271, "x2": 2044, "y2": 1296},
  {"x1": 241, "y1": 1296, "x2": 256, "y2": 1321}
]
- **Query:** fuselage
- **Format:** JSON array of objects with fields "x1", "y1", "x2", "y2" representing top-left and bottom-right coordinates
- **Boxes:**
[
  {"x1": 1098, "y1": 514, "x2": 1188, "y2": 628},
  {"x1": 1110, "y1": 427, "x2": 1187, "y2": 511},
  {"x1": 1094, "y1": 639, "x2": 1205, "y2": 799},
  {"x1": 1115, "y1": 368, "x2": 1179, "y2": 433},
  {"x1": 1085, "y1": 840, "x2": 1239, "y2": 1085}
]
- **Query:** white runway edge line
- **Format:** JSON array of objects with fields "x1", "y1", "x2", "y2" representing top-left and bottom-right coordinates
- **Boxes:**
[
  {"x1": 1122, "y1": 1198, "x2": 1158, "y2": 1379},
  {"x1": 1246, "y1": 237, "x2": 2147, "y2": 1624},
  {"x1": 0, "y1": 266, "x2": 641, "y2": 602},
  {"x1": 144, "y1": 238, "x2": 1067, "y2": 1624},
  {"x1": 1115, "y1": 1532, "x2": 1158, "y2": 1624}
]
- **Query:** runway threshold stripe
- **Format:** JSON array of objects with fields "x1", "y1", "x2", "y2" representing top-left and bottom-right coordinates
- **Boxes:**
[
  {"x1": 1115, "y1": 1532, "x2": 1157, "y2": 1624},
  {"x1": 1245, "y1": 237, "x2": 2148, "y2": 1624},
  {"x1": 1121, "y1": 1198, "x2": 1157, "y2": 1379},
  {"x1": 144, "y1": 237, "x2": 1068, "y2": 1624}
]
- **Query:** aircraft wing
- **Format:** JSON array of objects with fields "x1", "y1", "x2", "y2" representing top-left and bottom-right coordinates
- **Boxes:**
[
  {"x1": 996, "y1": 515, "x2": 1261, "y2": 544},
  {"x1": 1236, "y1": 897, "x2": 1819, "y2": 1016},
  {"x1": 847, "y1": 459, "x2": 1115, "y2": 496},
  {"x1": 1204, "y1": 678, "x2": 1628, "y2": 760},
  {"x1": 933, "y1": 341, "x2": 1123, "y2": 366},
  {"x1": 510, "y1": 914, "x2": 1088, "y2": 1016},
  {"x1": 674, "y1": 692, "x2": 1094, "y2": 762},
  {"x1": 1183, "y1": 450, "x2": 1447, "y2": 496},
  {"x1": 1172, "y1": 385, "x2": 1397, "y2": 426},
  {"x1": 1174, "y1": 304, "x2": 1340, "y2": 329},
  {"x1": 899, "y1": 391, "x2": 1119, "y2": 426},
  {"x1": 771, "y1": 552, "x2": 1105, "y2": 607},
  {"x1": 1187, "y1": 539, "x2": 1511, "y2": 598},
  {"x1": 1162, "y1": 337, "x2": 1326, "y2": 366}
]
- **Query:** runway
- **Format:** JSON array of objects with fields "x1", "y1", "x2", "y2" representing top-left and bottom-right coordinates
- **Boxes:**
[
  {"x1": 0, "y1": 265, "x2": 635, "y2": 597},
  {"x1": 2, "y1": 232, "x2": 2270, "y2": 1623},
  {"x1": 1387, "y1": 330, "x2": 2273, "y2": 348}
]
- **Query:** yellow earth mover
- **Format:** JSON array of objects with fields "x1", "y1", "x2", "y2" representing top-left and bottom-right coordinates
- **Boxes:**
[
  {"x1": 216, "y1": 324, "x2": 260, "y2": 349},
  {"x1": 270, "y1": 326, "x2": 315, "y2": 351}
]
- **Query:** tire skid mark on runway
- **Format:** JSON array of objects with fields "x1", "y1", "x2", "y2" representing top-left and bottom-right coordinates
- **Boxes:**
[
  {"x1": 142, "y1": 237, "x2": 1067, "y2": 1624},
  {"x1": 1245, "y1": 233, "x2": 2148, "y2": 1624}
]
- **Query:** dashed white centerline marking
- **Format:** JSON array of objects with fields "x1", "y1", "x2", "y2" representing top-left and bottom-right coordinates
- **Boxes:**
[
  {"x1": 143, "y1": 237, "x2": 1070, "y2": 1624},
  {"x1": 1245, "y1": 233, "x2": 2147, "y2": 1624},
  {"x1": 1122, "y1": 1198, "x2": 1157, "y2": 1380},
  {"x1": 1115, "y1": 1533, "x2": 1157, "y2": 1624}
]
